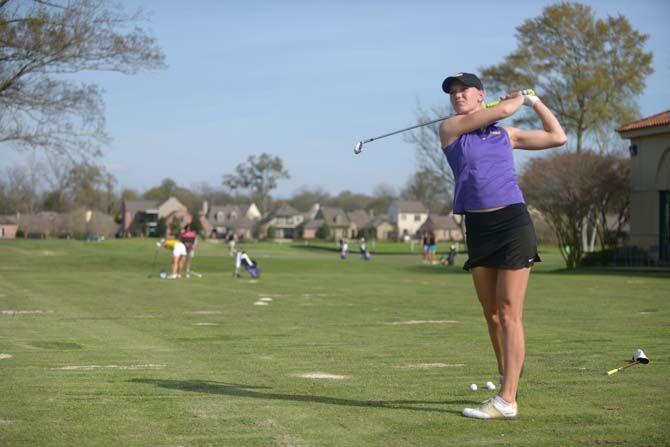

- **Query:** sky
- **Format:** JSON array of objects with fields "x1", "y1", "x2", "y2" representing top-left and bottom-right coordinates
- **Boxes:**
[{"x1": 4, "y1": 0, "x2": 670, "y2": 198}]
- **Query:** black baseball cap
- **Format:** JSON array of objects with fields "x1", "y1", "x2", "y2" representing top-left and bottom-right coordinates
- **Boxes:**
[{"x1": 442, "y1": 72, "x2": 484, "y2": 93}]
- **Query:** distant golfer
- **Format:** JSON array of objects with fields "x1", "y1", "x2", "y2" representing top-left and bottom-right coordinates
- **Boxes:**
[
  {"x1": 340, "y1": 239, "x2": 349, "y2": 259},
  {"x1": 440, "y1": 72, "x2": 566, "y2": 419},
  {"x1": 159, "y1": 238, "x2": 187, "y2": 279},
  {"x1": 179, "y1": 223, "x2": 197, "y2": 278}
]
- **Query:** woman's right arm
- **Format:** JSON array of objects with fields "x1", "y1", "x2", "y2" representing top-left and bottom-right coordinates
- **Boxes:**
[{"x1": 439, "y1": 94, "x2": 525, "y2": 148}]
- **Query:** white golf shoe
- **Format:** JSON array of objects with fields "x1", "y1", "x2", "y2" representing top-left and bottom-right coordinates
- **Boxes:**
[{"x1": 462, "y1": 396, "x2": 517, "y2": 420}]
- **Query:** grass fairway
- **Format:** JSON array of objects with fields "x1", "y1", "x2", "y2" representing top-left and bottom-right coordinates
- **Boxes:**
[{"x1": 1, "y1": 239, "x2": 669, "y2": 446}]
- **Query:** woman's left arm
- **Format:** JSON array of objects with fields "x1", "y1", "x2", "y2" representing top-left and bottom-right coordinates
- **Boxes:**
[{"x1": 504, "y1": 98, "x2": 567, "y2": 150}]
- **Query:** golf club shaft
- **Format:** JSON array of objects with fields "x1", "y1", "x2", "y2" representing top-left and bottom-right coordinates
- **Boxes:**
[
  {"x1": 356, "y1": 89, "x2": 535, "y2": 150},
  {"x1": 361, "y1": 98, "x2": 501, "y2": 144},
  {"x1": 607, "y1": 360, "x2": 640, "y2": 376}
]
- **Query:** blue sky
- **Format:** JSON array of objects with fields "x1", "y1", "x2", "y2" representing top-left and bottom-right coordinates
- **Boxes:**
[{"x1": 5, "y1": 0, "x2": 670, "y2": 197}]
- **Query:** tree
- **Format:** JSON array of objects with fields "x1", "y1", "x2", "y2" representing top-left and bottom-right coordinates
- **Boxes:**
[
  {"x1": 156, "y1": 217, "x2": 167, "y2": 238},
  {"x1": 0, "y1": 0, "x2": 166, "y2": 158},
  {"x1": 223, "y1": 153, "x2": 290, "y2": 213},
  {"x1": 289, "y1": 185, "x2": 331, "y2": 212},
  {"x1": 521, "y1": 151, "x2": 629, "y2": 268},
  {"x1": 479, "y1": 2, "x2": 653, "y2": 152},
  {"x1": 405, "y1": 104, "x2": 455, "y2": 194},
  {"x1": 66, "y1": 161, "x2": 116, "y2": 211},
  {"x1": 400, "y1": 169, "x2": 452, "y2": 213},
  {"x1": 367, "y1": 183, "x2": 397, "y2": 216},
  {"x1": 0, "y1": 159, "x2": 44, "y2": 214},
  {"x1": 143, "y1": 178, "x2": 200, "y2": 211},
  {"x1": 317, "y1": 223, "x2": 331, "y2": 240}
]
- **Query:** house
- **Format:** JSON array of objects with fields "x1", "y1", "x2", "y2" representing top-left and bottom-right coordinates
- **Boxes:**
[
  {"x1": 616, "y1": 110, "x2": 670, "y2": 263},
  {"x1": 347, "y1": 210, "x2": 373, "y2": 238},
  {"x1": 0, "y1": 215, "x2": 18, "y2": 239},
  {"x1": 388, "y1": 200, "x2": 429, "y2": 240},
  {"x1": 302, "y1": 218, "x2": 324, "y2": 240},
  {"x1": 313, "y1": 207, "x2": 354, "y2": 240},
  {"x1": 362, "y1": 215, "x2": 395, "y2": 241},
  {"x1": 203, "y1": 203, "x2": 261, "y2": 239},
  {"x1": 121, "y1": 197, "x2": 191, "y2": 237},
  {"x1": 417, "y1": 214, "x2": 464, "y2": 242},
  {"x1": 260, "y1": 204, "x2": 304, "y2": 239}
]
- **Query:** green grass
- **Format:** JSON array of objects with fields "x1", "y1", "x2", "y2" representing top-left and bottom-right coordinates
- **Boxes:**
[{"x1": 0, "y1": 239, "x2": 669, "y2": 446}]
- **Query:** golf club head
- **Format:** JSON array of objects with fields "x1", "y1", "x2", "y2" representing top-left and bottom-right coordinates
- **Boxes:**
[
  {"x1": 354, "y1": 141, "x2": 363, "y2": 154},
  {"x1": 633, "y1": 348, "x2": 649, "y2": 364}
]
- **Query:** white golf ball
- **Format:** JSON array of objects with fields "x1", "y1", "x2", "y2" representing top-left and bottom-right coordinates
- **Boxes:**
[
  {"x1": 485, "y1": 381, "x2": 496, "y2": 390},
  {"x1": 469, "y1": 383, "x2": 478, "y2": 391}
]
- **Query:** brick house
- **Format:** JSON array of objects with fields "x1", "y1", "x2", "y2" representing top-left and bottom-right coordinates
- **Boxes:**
[
  {"x1": 0, "y1": 215, "x2": 18, "y2": 239},
  {"x1": 121, "y1": 197, "x2": 191, "y2": 237}
]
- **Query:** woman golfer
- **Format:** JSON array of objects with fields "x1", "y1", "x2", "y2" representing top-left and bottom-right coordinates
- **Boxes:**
[{"x1": 439, "y1": 73, "x2": 566, "y2": 420}]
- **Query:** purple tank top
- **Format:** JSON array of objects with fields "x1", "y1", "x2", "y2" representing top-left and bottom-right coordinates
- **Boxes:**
[{"x1": 443, "y1": 124, "x2": 524, "y2": 214}]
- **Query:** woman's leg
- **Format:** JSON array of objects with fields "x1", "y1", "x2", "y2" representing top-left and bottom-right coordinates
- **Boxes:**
[
  {"x1": 471, "y1": 267, "x2": 504, "y2": 376},
  {"x1": 495, "y1": 267, "x2": 531, "y2": 403}
]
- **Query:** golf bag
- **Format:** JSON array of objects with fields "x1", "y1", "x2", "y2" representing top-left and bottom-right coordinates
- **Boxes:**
[{"x1": 242, "y1": 258, "x2": 261, "y2": 278}]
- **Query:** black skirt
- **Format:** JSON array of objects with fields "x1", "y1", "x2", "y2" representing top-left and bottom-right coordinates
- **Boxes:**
[{"x1": 463, "y1": 203, "x2": 541, "y2": 271}]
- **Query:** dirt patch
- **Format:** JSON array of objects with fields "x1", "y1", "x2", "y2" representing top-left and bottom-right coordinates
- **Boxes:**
[
  {"x1": 294, "y1": 372, "x2": 351, "y2": 380},
  {"x1": 2, "y1": 310, "x2": 51, "y2": 316},
  {"x1": 386, "y1": 320, "x2": 460, "y2": 325},
  {"x1": 392, "y1": 363, "x2": 465, "y2": 369},
  {"x1": 56, "y1": 364, "x2": 165, "y2": 370}
]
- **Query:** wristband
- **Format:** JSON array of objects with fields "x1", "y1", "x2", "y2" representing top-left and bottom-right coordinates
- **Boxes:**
[{"x1": 523, "y1": 94, "x2": 540, "y2": 107}]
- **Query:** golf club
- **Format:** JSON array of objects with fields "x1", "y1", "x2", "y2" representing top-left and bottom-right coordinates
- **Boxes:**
[
  {"x1": 189, "y1": 270, "x2": 203, "y2": 278},
  {"x1": 606, "y1": 348, "x2": 650, "y2": 376},
  {"x1": 354, "y1": 89, "x2": 536, "y2": 154},
  {"x1": 148, "y1": 241, "x2": 161, "y2": 278}
]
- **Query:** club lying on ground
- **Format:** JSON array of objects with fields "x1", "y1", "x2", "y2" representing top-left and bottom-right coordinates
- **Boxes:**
[
  {"x1": 189, "y1": 271, "x2": 203, "y2": 278},
  {"x1": 354, "y1": 89, "x2": 536, "y2": 155},
  {"x1": 148, "y1": 243, "x2": 160, "y2": 278},
  {"x1": 606, "y1": 348, "x2": 650, "y2": 376}
]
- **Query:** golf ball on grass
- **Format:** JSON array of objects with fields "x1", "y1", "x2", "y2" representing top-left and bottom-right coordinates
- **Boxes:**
[
  {"x1": 469, "y1": 383, "x2": 478, "y2": 391},
  {"x1": 485, "y1": 381, "x2": 496, "y2": 390}
]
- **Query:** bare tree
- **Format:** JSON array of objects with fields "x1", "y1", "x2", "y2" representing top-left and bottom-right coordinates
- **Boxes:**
[
  {"x1": 404, "y1": 103, "x2": 455, "y2": 190},
  {"x1": 0, "y1": 0, "x2": 166, "y2": 158},
  {"x1": 521, "y1": 151, "x2": 629, "y2": 268}
]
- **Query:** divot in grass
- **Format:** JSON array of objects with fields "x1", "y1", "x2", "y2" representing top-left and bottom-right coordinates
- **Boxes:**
[
  {"x1": 0, "y1": 419, "x2": 14, "y2": 425},
  {"x1": 0, "y1": 353, "x2": 13, "y2": 360},
  {"x1": 392, "y1": 363, "x2": 464, "y2": 369},
  {"x1": 294, "y1": 372, "x2": 351, "y2": 380},
  {"x1": 2, "y1": 310, "x2": 50, "y2": 316},
  {"x1": 386, "y1": 320, "x2": 460, "y2": 325},
  {"x1": 195, "y1": 322, "x2": 218, "y2": 326},
  {"x1": 56, "y1": 364, "x2": 165, "y2": 371}
]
